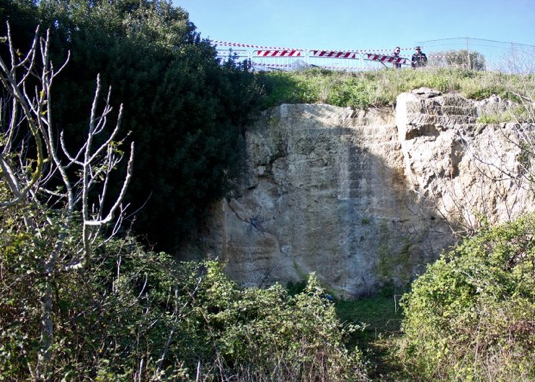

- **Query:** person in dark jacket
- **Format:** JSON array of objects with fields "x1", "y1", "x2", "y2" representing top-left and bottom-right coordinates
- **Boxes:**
[{"x1": 411, "y1": 46, "x2": 428, "y2": 68}]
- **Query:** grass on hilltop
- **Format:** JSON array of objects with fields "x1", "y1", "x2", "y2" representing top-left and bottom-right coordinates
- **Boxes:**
[{"x1": 256, "y1": 67, "x2": 535, "y2": 118}]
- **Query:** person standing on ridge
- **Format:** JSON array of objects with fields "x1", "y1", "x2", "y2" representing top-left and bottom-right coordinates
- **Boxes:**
[
  {"x1": 392, "y1": 46, "x2": 402, "y2": 68},
  {"x1": 411, "y1": 46, "x2": 428, "y2": 68}
]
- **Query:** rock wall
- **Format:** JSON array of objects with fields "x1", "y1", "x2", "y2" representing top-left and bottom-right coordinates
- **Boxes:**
[{"x1": 190, "y1": 89, "x2": 535, "y2": 298}]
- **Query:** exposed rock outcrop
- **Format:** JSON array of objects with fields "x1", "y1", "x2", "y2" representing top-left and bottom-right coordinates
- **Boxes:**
[
  {"x1": 188, "y1": 90, "x2": 535, "y2": 298},
  {"x1": 397, "y1": 89, "x2": 534, "y2": 232}
]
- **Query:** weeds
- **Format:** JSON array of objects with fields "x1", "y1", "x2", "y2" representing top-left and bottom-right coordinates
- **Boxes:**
[
  {"x1": 257, "y1": 67, "x2": 535, "y2": 111},
  {"x1": 334, "y1": 288, "x2": 410, "y2": 381}
]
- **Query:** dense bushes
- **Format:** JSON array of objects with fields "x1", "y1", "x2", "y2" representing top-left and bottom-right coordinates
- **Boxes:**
[
  {"x1": 2, "y1": 0, "x2": 262, "y2": 252},
  {"x1": 0, "y1": 209, "x2": 368, "y2": 380},
  {"x1": 398, "y1": 215, "x2": 535, "y2": 381},
  {"x1": 429, "y1": 50, "x2": 486, "y2": 71}
]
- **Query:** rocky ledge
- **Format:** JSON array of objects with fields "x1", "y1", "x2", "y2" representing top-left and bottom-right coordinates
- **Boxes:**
[{"x1": 186, "y1": 89, "x2": 535, "y2": 298}]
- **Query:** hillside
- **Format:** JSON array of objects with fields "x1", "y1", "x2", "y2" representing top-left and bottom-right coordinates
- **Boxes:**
[
  {"x1": 257, "y1": 66, "x2": 534, "y2": 112},
  {"x1": 1, "y1": 1, "x2": 535, "y2": 380}
]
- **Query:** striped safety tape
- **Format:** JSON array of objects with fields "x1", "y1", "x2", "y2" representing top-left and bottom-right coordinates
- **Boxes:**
[
  {"x1": 212, "y1": 40, "x2": 420, "y2": 54},
  {"x1": 255, "y1": 50, "x2": 302, "y2": 57},
  {"x1": 365, "y1": 54, "x2": 408, "y2": 65},
  {"x1": 251, "y1": 62, "x2": 368, "y2": 71},
  {"x1": 310, "y1": 50, "x2": 357, "y2": 59},
  {"x1": 251, "y1": 62, "x2": 294, "y2": 68},
  {"x1": 213, "y1": 40, "x2": 301, "y2": 51},
  {"x1": 314, "y1": 65, "x2": 366, "y2": 71}
]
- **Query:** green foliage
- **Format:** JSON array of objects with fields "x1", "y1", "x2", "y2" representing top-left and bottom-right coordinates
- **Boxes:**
[
  {"x1": 257, "y1": 68, "x2": 377, "y2": 109},
  {"x1": 256, "y1": 70, "x2": 319, "y2": 107},
  {"x1": 258, "y1": 66, "x2": 533, "y2": 110},
  {"x1": 0, "y1": 0, "x2": 37, "y2": 50},
  {"x1": 175, "y1": 266, "x2": 368, "y2": 381},
  {"x1": 335, "y1": 290, "x2": 408, "y2": 381},
  {"x1": 0, "y1": 188, "x2": 367, "y2": 380},
  {"x1": 4, "y1": 0, "x2": 262, "y2": 251},
  {"x1": 336, "y1": 291, "x2": 402, "y2": 340},
  {"x1": 477, "y1": 105, "x2": 533, "y2": 123},
  {"x1": 0, "y1": 222, "x2": 189, "y2": 379},
  {"x1": 286, "y1": 279, "x2": 308, "y2": 295},
  {"x1": 398, "y1": 214, "x2": 535, "y2": 381},
  {"x1": 1, "y1": 7, "x2": 366, "y2": 378}
]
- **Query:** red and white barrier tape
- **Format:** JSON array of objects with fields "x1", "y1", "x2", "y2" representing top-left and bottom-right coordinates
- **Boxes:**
[
  {"x1": 255, "y1": 50, "x2": 302, "y2": 57},
  {"x1": 212, "y1": 40, "x2": 418, "y2": 54},
  {"x1": 252, "y1": 61, "x2": 367, "y2": 71},
  {"x1": 212, "y1": 40, "x2": 301, "y2": 51},
  {"x1": 315, "y1": 65, "x2": 366, "y2": 71},
  {"x1": 310, "y1": 50, "x2": 357, "y2": 59},
  {"x1": 365, "y1": 54, "x2": 408, "y2": 65},
  {"x1": 252, "y1": 62, "x2": 294, "y2": 68}
]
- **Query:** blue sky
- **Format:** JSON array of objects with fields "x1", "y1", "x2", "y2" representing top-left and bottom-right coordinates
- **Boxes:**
[{"x1": 172, "y1": 0, "x2": 534, "y2": 54}]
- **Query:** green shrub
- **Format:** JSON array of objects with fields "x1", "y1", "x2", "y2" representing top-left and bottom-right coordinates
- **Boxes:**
[
  {"x1": 176, "y1": 263, "x2": 368, "y2": 381},
  {"x1": 398, "y1": 214, "x2": 535, "y2": 381},
  {"x1": 4, "y1": 0, "x2": 263, "y2": 252},
  {"x1": 0, "y1": 193, "x2": 367, "y2": 381},
  {"x1": 0, "y1": 205, "x2": 188, "y2": 380}
]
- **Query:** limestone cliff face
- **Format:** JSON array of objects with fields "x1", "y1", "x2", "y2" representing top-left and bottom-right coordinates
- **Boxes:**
[
  {"x1": 195, "y1": 90, "x2": 535, "y2": 298},
  {"x1": 397, "y1": 90, "x2": 533, "y2": 231}
]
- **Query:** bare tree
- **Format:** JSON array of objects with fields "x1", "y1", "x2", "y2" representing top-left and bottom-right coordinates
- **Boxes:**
[
  {"x1": 498, "y1": 45, "x2": 535, "y2": 75},
  {"x1": 0, "y1": 22, "x2": 134, "y2": 379}
]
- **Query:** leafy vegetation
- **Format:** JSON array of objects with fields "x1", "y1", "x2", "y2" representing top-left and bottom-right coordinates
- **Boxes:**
[
  {"x1": 257, "y1": 66, "x2": 535, "y2": 110},
  {"x1": 2, "y1": 0, "x2": 263, "y2": 252},
  {"x1": 335, "y1": 290, "x2": 406, "y2": 381},
  {"x1": 398, "y1": 214, "x2": 535, "y2": 381},
  {"x1": 0, "y1": 213, "x2": 368, "y2": 381}
]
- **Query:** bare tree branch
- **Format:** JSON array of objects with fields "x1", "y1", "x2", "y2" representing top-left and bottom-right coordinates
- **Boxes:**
[{"x1": 0, "y1": 22, "x2": 135, "y2": 379}]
